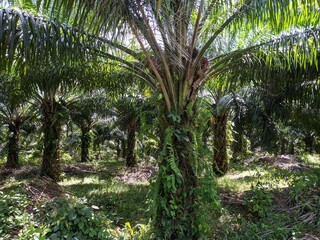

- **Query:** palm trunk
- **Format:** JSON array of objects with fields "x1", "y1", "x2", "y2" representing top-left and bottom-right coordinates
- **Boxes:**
[
  {"x1": 116, "y1": 140, "x2": 121, "y2": 158},
  {"x1": 80, "y1": 126, "x2": 91, "y2": 162},
  {"x1": 201, "y1": 120, "x2": 211, "y2": 154},
  {"x1": 303, "y1": 134, "x2": 314, "y2": 154},
  {"x1": 121, "y1": 139, "x2": 126, "y2": 159},
  {"x1": 232, "y1": 127, "x2": 246, "y2": 160},
  {"x1": 155, "y1": 106, "x2": 199, "y2": 239},
  {"x1": 279, "y1": 138, "x2": 288, "y2": 154},
  {"x1": 232, "y1": 131, "x2": 243, "y2": 157},
  {"x1": 6, "y1": 122, "x2": 21, "y2": 168},
  {"x1": 40, "y1": 100, "x2": 61, "y2": 181},
  {"x1": 212, "y1": 113, "x2": 229, "y2": 176},
  {"x1": 126, "y1": 121, "x2": 137, "y2": 167},
  {"x1": 93, "y1": 140, "x2": 100, "y2": 160},
  {"x1": 289, "y1": 141, "x2": 295, "y2": 154}
]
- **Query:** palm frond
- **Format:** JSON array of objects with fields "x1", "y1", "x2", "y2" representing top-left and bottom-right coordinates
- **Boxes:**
[
  {"x1": 2, "y1": 0, "x2": 320, "y2": 115},
  {"x1": 0, "y1": 8, "x2": 91, "y2": 71}
]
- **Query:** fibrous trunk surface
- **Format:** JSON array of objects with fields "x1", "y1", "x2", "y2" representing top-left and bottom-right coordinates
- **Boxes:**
[
  {"x1": 6, "y1": 122, "x2": 21, "y2": 168},
  {"x1": 40, "y1": 100, "x2": 61, "y2": 181},
  {"x1": 212, "y1": 113, "x2": 229, "y2": 176}
]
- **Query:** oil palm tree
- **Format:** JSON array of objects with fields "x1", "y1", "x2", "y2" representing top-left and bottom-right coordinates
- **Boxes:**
[
  {"x1": 232, "y1": 63, "x2": 320, "y2": 155},
  {"x1": 91, "y1": 120, "x2": 126, "y2": 160},
  {"x1": 2, "y1": 1, "x2": 320, "y2": 238},
  {"x1": 114, "y1": 93, "x2": 155, "y2": 167},
  {"x1": 0, "y1": 76, "x2": 31, "y2": 168},
  {"x1": 68, "y1": 91, "x2": 109, "y2": 163},
  {"x1": 0, "y1": 9, "x2": 110, "y2": 180},
  {"x1": 231, "y1": 88, "x2": 248, "y2": 158},
  {"x1": 114, "y1": 96, "x2": 141, "y2": 167},
  {"x1": 204, "y1": 79, "x2": 255, "y2": 175},
  {"x1": 293, "y1": 109, "x2": 320, "y2": 154},
  {"x1": 23, "y1": 67, "x2": 79, "y2": 180},
  {"x1": 204, "y1": 86, "x2": 234, "y2": 176},
  {"x1": 26, "y1": 65, "x2": 110, "y2": 180},
  {"x1": 280, "y1": 77, "x2": 320, "y2": 154}
]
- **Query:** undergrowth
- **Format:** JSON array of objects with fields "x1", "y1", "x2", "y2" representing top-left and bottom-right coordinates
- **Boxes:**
[
  {"x1": 0, "y1": 191, "x2": 154, "y2": 240},
  {"x1": 0, "y1": 154, "x2": 319, "y2": 239},
  {"x1": 215, "y1": 154, "x2": 320, "y2": 239}
]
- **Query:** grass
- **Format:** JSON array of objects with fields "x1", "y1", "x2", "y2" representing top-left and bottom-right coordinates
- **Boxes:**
[
  {"x1": 300, "y1": 153, "x2": 320, "y2": 167},
  {"x1": 60, "y1": 176, "x2": 151, "y2": 226},
  {"x1": 0, "y1": 153, "x2": 319, "y2": 239},
  {"x1": 215, "y1": 153, "x2": 320, "y2": 239},
  {"x1": 59, "y1": 159, "x2": 153, "y2": 226}
]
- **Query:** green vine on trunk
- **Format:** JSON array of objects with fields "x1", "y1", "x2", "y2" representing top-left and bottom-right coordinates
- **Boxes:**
[
  {"x1": 154, "y1": 108, "x2": 221, "y2": 239},
  {"x1": 160, "y1": 126, "x2": 183, "y2": 180},
  {"x1": 155, "y1": 115, "x2": 194, "y2": 238}
]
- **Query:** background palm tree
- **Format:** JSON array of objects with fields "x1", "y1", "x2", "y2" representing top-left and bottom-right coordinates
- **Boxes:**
[
  {"x1": 204, "y1": 84, "x2": 234, "y2": 176},
  {"x1": 25, "y1": 67, "x2": 78, "y2": 181},
  {"x1": 114, "y1": 93, "x2": 155, "y2": 167},
  {"x1": 114, "y1": 96, "x2": 141, "y2": 168},
  {"x1": 0, "y1": 8, "x2": 111, "y2": 180},
  {"x1": 0, "y1": 76, "x2": 31, "y2": 168},
  {"x1": 68, "y1": 91, "x2": 109, "y2": 163}
]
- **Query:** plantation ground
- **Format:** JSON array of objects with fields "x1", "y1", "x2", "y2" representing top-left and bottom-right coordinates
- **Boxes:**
[{"x1": 0, "y1": 153, "x2": 319, "y2": 239}]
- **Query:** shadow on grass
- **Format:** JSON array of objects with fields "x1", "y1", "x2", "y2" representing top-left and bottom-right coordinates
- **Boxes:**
[
  {"x1": 218, "y1": 181, "x2": 320, "y2": 239},
  {"x1": 62, "y1": 159, "x2": 126, "y2": 181},
  {"x1": 101, "y1": 184, "x2": 151, "y2": 226},
  {"x1": 217, "y1": 156, "x2": 320, "y2": 240},
  {"x1": 0, "y1": 183, "x2": 23, "y2": 194},
  {"x1": 63, "y1": 180, "x2": 152, "y2": 226},
  {"x1": 0, "y1": 165, "x2": 40, "y2": 182},
  {"x1": 98, "y1": 159, "x2": 126, "y2": 174}
]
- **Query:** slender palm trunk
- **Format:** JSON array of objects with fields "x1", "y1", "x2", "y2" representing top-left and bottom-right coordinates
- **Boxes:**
[
  {"x1": 289, "y1": 141, "x2": 295, "y2": 154},
  {"x1": 40, "y1": 100, "x2": 61, "y2": 181},
  {"x1": 280, "y1": 138, "x2": 286, "y2": 154},
  {"x1": 232, "y1": 131, "x2": 243, "y2": 157},
  {"x1": 155, "y1": 106, "x2": 198, "y2": 239},
  {"x1": 121, "y1": 139, "x2": 126, "y2": 159},
  {"x1": 201, "y1": 121, "x2": 211, "y2": 154},
  {"x1": 93, "y1": 141, "x2": 101, "y2": 160},
  {"x1": 80, "y1": 126, "x2": 91, "y2": 162},
  {"x1": 6, "y1": 122, "x2": 21, "y2": 168},
  {"x1": 303, "y1": 134, "x2": 314, "y2": 154},
  {"x1": 116, "y1": 140, "x2": 121, "y2": 158},
  {"x1": 126, "y1": 121, "x2": 137, "y2": 167},
  {"x1": 232, "y1": 127, "x2": 246, "y2": 160},
  {"x1": 212, "y1": 112, "x2": 229, "y2": 176}
]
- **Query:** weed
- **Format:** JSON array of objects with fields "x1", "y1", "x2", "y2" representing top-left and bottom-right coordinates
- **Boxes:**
[
  {"x1": 0, "y1": 191, "x2": 30, "y2": 238},
  {"x1": 42, "y1": 198, "x2": 111, "y2": 240},
  {"x1": 244, "y1": 181, "x2": 273, "y2": 218}
]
